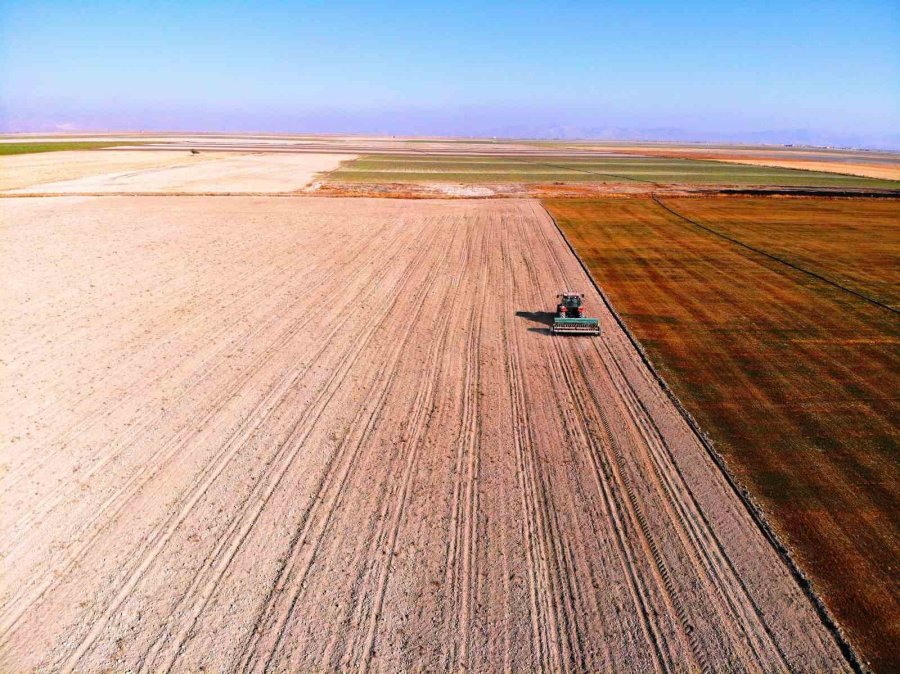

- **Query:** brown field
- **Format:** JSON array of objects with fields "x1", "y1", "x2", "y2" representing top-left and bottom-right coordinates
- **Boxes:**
[
  {"x1": 545, "y1": 196, "x2": 900, "y2": 671},
  {"x1": 0, "y1": 194, "x2": 850, "y2": 671}
]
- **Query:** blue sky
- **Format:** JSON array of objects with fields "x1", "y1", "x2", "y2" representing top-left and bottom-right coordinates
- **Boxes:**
[{"x1": 1, "y1": 1, "x2": 898, "y2": 147}]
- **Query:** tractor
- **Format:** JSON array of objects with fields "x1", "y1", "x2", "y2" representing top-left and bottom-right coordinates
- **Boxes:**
[{"x1": 551, "y1": 292, "x2": 600, "y2": 335}]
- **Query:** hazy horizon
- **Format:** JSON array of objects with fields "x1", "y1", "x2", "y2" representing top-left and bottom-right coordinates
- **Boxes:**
[{"x1": 2, "y1": 1, "x2": 898, "y2": 149}]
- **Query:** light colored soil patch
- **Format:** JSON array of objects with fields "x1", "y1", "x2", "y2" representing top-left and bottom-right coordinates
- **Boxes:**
[
  {"x1": 0, "y1": 196, "x2": 850, "y2": 672},
  {"x1": 437, "y1": 184, "x2": 496, "y2": 196},
  {"x1": 5, "y1": 153, "x2": 353, "y2": 194},
  {"x1": 715, "y1": 158, "x2": 900, "y2": 181},
  {"x1": 0, "y1": 151, "x2": 204, "y2": 191}
]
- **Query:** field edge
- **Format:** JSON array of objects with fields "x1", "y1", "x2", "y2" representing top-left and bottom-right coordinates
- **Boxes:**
[{"x1": 537, "y1": 201, "x2": 867, "y2": 674}]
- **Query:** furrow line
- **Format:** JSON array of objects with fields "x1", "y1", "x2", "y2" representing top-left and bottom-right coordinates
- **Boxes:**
[
  {"x1": 565, "y1": 343, "x2": 711, "y2": 673},
  {"x1": 536, "y1": 211, "x2": 716, "y2": 672},
  {"x1": 320, "y1": 215, "x2": 462, "y2": 671},
  {"x1": 55, "y1": 219, "x2": 434, "y2": 673},
  {"x1": 129, "y1": 229, "x2": 426, "y2": 672},
  {"x1": 536, "y1": 199, "x2": 787, "y2": 668},
  {"x1": 513, "y1": 210, "x2": 591, "y2": 671},
  {"x1": 437, "y1": 214, "x2": 491, "y2": 670},
  {"x1": 500, "y1": 215, "x2": 562, "y2": 671},
  {"x1": 500, "y1": 222, "x2": 545, "y2": 669},
  {"x1": 235, "y1": 290, "x2": 423, "y2": 674},
  {"x1": 0, "y1": 222, "x2": 411, "y2": 628},
  {"x1": 356, "y1": 219, "x2": 467, "y2": 674},
  {"x1": 235, "y1": 219, "x2": 454, "y2": 674},
  {"x1": 3, "y1": 220, "x2": 383, "y2": 490},
  {"x1": 440, "y1": 231, "x2": 478, "y2": 667},
  {"x1": 595, "y1": 337, "x2": 791, "y2": 669},
  {"x1": 548, "y1": 338, "x2": 680, "y2": 673},
  {"x1": 529, "y1": 204, "x2": 678, "y2": 672},
  {"x1": 456, "y1": 220, "x2": 487, "y2": 671}
]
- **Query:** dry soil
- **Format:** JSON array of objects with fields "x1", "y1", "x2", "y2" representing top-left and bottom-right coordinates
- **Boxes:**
[
  {"x1": 0, "y1": 195, "x2": 850, "y2": 672},
  {"x1": 2, "y1": 152, "x2": 351, "y2": 194}
]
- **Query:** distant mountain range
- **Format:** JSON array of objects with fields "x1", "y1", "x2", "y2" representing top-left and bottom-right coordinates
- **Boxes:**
[
  {"x1": 3, "y1": 109, "x2": 898, "y2": 152},
  {"x1": 450, "y1": 125, "x2": 900, "y2": 152}
]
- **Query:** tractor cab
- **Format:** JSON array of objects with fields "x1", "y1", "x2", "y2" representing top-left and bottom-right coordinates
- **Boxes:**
[{"x1": 557, "y1": 292, "x2": 585, "y2": 317}]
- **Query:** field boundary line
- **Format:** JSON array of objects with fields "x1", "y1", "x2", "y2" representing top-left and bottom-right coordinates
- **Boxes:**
[
  {"x1": 652, "y1": 196, "x2": 898, "y2": 315},
  {"x1": 535, "y1": 203, "x2": 780, "y2": 669},
  {"x1": 538, "y1": 202, "x2": 868, "y2": 674}
]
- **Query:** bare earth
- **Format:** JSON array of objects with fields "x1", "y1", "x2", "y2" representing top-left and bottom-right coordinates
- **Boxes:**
[
  {"x1": 0, "y1": 151, "x2": 202, "y2": 191},
  {"x1": 1, "y1": 195, "x2": 849, "y2": 672},
  {"x1": 2, "y1": 152, "x2": 352, "y2": 194},
  {"x1": 713, "y1": 157, "x2": 900, "y2": 181}
]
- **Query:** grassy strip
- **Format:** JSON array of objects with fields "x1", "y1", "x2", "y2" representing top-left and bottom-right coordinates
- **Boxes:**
[
  {"x1": 546, "y1": 196, "x2": 900, "y2": 672},
  {"x1": 329, "y1": 155, "x2": 900, "y2": 189},
  {"x1": 0, "y1": 142, "x2": 135, "y2": 156}
]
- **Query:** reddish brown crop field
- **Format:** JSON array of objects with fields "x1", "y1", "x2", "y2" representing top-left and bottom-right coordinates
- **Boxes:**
[
  {"x1": 665, "y1": 197, "x2": 900, "y2": 308},
  {"x1": 545, "y1": 196, "x2": 900, "y2": 671}
]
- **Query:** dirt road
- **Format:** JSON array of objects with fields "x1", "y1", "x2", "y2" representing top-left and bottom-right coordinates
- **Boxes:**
[{"x1": 1, "y1": 196, "x2": 849, "y2": 672}]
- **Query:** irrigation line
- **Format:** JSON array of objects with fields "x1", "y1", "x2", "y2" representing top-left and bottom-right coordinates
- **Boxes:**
[
  {"x1": 652, "y1": 197, "x2": 899, "y2": 316},
  {"x1": 539, "y1": 202, "x2": 868, "y2": 674}
]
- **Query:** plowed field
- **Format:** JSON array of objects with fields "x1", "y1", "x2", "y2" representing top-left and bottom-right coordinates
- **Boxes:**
[{"x1": 1, "y1": 196, "x2": 849, "y2": 672}]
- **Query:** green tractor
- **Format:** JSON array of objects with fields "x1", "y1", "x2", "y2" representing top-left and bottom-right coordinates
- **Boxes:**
[{"x1": 551, "y1": 292, "x2": 600, "y2": 335}]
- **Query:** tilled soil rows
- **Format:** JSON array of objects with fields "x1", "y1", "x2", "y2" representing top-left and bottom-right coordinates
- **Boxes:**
[{"x1": 1, "y1": 196, "x2": 849, "y2": 672}]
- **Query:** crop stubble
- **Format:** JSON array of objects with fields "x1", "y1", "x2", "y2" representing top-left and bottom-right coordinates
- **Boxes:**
[{"x1": 1, "y1": 196, "x2": 848, "y2": 671}]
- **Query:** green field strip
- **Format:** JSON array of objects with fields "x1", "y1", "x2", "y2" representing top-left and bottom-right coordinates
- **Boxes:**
[
  {"x1": 328, "y1": 154, "x2": 900, "y2": 188},
  {"x1": 0, "y1": 142, "x2": 138, "y2": 155}
]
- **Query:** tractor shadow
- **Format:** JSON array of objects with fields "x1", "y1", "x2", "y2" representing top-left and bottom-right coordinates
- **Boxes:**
[{"x1": 515, "y1": 310, "x2": 555, "y2": 334}]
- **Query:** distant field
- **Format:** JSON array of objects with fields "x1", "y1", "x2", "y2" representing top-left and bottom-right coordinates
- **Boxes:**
[
  {"x1": 328, "y1": 155, "x2": 900, "y2": 189},
  {"x1": 546, "y1": 196, "x2": 900, "y2": 671},
  {"x1": 549, "y1": 142, "x2": 900, "y2": 181},
  {"x1": 0, "y1": 141, "x2": 133, "y2": 155}
]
